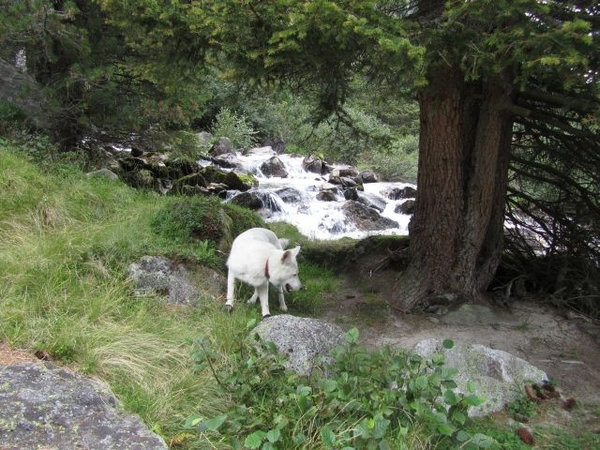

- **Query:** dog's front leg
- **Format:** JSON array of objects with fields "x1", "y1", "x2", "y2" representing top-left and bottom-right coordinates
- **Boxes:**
[
  {"x1": 277, "y1": 286, "x2": 287, "y2": 312},
  {"x1": 257, "y1": 284, "x2": 271, "y2": 318},
  {"x1": 225, "y1": 270, "x2": 236, "y2": 313}
]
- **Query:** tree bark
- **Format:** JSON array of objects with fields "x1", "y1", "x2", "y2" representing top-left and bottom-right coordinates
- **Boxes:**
[{"x1": 394, "y1": 68, "x2": 515, "y2": 311}]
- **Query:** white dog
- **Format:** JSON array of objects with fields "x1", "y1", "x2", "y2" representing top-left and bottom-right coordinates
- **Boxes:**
[{"x1": 226, "y1": 228, "x2": 303, "y2": 318}]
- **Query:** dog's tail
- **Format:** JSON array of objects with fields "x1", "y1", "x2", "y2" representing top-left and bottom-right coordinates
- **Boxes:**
[{"x1": 278, "y1": 238, "x2": 289, "y2": 249}]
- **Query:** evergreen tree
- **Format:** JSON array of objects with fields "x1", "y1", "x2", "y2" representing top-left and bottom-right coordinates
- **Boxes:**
[{"x1": 29, "y1": 1, "x2": 600, "y2": 310}]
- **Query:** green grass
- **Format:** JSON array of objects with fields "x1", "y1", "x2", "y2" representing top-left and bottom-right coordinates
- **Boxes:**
[
  {"x1": 3, "y1": 138, "x2": 597, "y2": 450},
  {"x1": 0, "y1": 140, "x2": 346, "y2": 449},
  {"x1": 0, "y1": 142, "x2": 241, "y2": 448}
]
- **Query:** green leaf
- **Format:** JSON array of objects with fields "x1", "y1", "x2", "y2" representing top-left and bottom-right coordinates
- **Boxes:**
[
  {"x1": 451, "y1": 410, "x2": 467, "y2": 425},
  {"x1": 354, "y1": 419, "x2": 371, "y2": 439},
  {"x1": 456, "y1": 430, "x2": 470, "y2": 442},
  {"x1": 184, "y1": 414, "x2": 203, "y2": 428},
  {"x1": 464, "y1": 394, "x2": 486, "y2": 407},
  {"x1": 443, "y1": 389, "x2": 459, "y2": 405},
  {"x1": 372, "y1": 414, "x2": 390, "y2": 439},
  {"x1": 266, "y1": 429, "x2": 281, "y2": 443},
  {"x1": 414, "y1": 375, "x2": 428, "y2": 390},
  {"x1": 442, "y1": 339, "x2": 454, "y2": 349},
  {"x1": 320, "y1": 427, "x2": 336, "y2": 447},
  {"x1": 472, "y1": 433, "x2": 496, "y2": 448},
  {"x1": 437, "y1": 423, "x2": 455, "y2": 436},
  {"x1": 346, "y1": 328, "x2": 360, "y2": 344},
  {"x1": 197, "y1": 414, "x2": 227, "y2": 432},
  {"x1": 322, "y1": 379, "x2": 338, "y2": 394},
  {"x1": 244, "y1": 431, "x2": 266, "y2": 449}
]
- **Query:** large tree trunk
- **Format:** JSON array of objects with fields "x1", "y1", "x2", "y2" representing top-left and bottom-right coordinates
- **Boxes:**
[{"x1": 394, "y1": 68, "x2": 515, "y2": 311}]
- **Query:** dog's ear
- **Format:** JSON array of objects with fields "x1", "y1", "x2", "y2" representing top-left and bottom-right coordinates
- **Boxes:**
[{"x1": 281, "y1": 246, "x2": 300, "y2": 262}]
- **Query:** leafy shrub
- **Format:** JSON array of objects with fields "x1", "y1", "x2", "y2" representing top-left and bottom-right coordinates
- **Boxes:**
[
  {"x1": 0, "y1": 100, "x2": 27, "y2": 133},
  {"x1": 211, "y1": 108, "x2": 259, "y2": 150},
  {"x1": 365, "y1": 134, "x2": 419, "y2": 183},
  {"x1": 187, "y1": 328, "x2": 493, "y2": 449},
  {"x1": 150, "y1": 196, "x2": 264, "y2": 251}
]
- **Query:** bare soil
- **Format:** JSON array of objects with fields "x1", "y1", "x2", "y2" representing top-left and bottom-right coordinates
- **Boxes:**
[
  {"x1": 315, "y1": 263, "x2": 600, "y2": 442},
  {"x1": 313, "y1": 241, "x2": 600, "y2": 406}
]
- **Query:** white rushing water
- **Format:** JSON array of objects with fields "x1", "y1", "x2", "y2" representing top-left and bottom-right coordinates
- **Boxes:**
[{"x1": 224, "y1": 147, "x2": 416, "y2": 240}]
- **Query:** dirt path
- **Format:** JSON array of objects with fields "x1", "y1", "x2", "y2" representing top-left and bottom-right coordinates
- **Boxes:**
[{"x1": 318, "y1": 286, "x2": 600, "y2": 406}]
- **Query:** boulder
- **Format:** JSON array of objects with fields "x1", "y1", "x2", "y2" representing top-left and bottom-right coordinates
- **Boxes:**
[
  {"x1": 260, "y1": 156, "x2": 289, "y2": 178},
  {"x1": 209, "y1": 137, "x2": 232, "y2": 156},
  {"x1": 212, "y1": 152, "x2": 239, "y2": 169},
  {"x1": 395, "y1": 199, "x2": 415, "y2": 215},
  {"x1": 387, "y1": 186, "x2": 417, "y2": 200},
  {"x1": 357, "y1": 192, "x2": 386, "y2": 212},
  {"x1": 328, "y1": 175, "x2": 361, "y2": 189},
  {"x1": 128, "y1": 256, "x2": 201, "y2": 306},
  {"x1": 228, "y1": 191, "x2": 264, "y2": 210},
  {"x1": 197, "y1": 131, "x2": 212, "y2": 147},
  {"x1": 0, "y1": 362, "x2": 167, "y2": 449},
  {"x1": 252, "y1": 315, "x2": 346, "y2": 375},
  {"x1": 274, "y1": 187, "x2": 303, "y2": 204},
  {"x1": 330, "y1": 167, "x2": 359, "y2": 178},
  {"x1": 413, "y1": 338, "x2": 549, "y2": 417},
  {"x1": 342, "y1": 201, "x2": 399, "y2": 232},
  {"x1": 302, "y1": 154, "x2": 330, "y2": 175},
  {"x1": 201, "y1": 166, "x2": 253, "y2": 192},
  {"x1": 316, "y1": 190, "x2": 339, "y2": 202},
  {"x1": 86, "y1": 168, "x2": 119, "y2": 181},
  {"x1": 360, "y1": 170, "x2": 379, "y2": 183},
  {"x1": 343, "y1": 187, "x2": 359, "y2": 201}
]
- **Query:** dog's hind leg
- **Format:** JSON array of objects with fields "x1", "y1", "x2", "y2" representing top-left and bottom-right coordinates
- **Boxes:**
[
  {"x1": 277, "y1": 286, "x2": 288, "y2": 312},
  {"x1": 247, "y1": 289, "x2": 259, "y2": 305},
  {"x1": 225, "y1": 270, "x2": 236, "y2": 313},
  {"x1": 257, "y1": 284, "x2": 271, "y2": 318}
]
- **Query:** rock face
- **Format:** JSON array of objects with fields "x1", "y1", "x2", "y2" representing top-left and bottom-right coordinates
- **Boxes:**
[
  {"x1": 342, "y1": 201, "x2": 399, "y2": 231},
  {"x1": 252, "y1": 315, "x2": 346, "y2": 375},
  {"x1": 0, "y1": 362, "x2": 168, "y2": 450},
  {"x1": 260, "y1": 156, "x2": 288, "y2": 178},
  {"x1": 413, "y1": 338, "x2": 549, "y2": 417},
  {"x1": 128, "y1": 256, "x2": 202, "y2": 306}
]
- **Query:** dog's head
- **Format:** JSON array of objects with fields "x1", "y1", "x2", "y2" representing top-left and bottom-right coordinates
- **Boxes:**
[{"x1": 274, "y1": 246, "x2": 303, "y2": 292}]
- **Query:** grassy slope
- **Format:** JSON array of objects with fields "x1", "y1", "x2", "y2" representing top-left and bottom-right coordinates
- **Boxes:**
[
  {"x1": 3, "y1": 141, "x2": 597, "y2": 450},
  {"x1": 0, "y1": 144, "x2": 243, "y2": 448}
]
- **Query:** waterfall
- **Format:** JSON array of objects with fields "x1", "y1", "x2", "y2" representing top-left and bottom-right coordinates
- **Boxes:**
[{"x1": 224, "y1": 147, "x2": 415, "y2": 240}]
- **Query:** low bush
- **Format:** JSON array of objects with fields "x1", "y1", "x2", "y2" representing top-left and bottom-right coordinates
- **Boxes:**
[{"x1": 187, "y1": 328, "x2": 493, "y2": 449}]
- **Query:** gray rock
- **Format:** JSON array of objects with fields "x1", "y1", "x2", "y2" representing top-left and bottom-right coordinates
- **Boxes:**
[
  {"x1": 252, "y1": 315, "x2": 346, "y2": 375},
  {"x1": 0, "y1": 362, "x2": 167, "y2": 449},
  {"x1": 86, "y1": 168, "x2": 119, "y2": 181},
  {"x1": 342, "y1": 201, "x2": 399, "y2": 232},
  {"x1": 209, "y1": 137, "x2": 232, "y2": 156},
  {"x1": 395, "y1": 199, "x2": 415, "y2": 215},
  {"x1": 128, "y1": 256, "x2": 201, "y2": 306},
  {"x1": 413, "y1": 338, "x2": 548, "y2": 417},
  {"x1": 260, "y1": 156, "x2": 288, "y2": 178},
  {"x1": 440, "y1": 304, "x2": 515, "y2": 326},
  {"x1": 197, "y1": 131, "x2": 213, "y2": 147}
]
